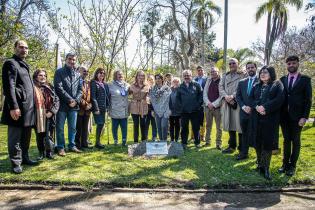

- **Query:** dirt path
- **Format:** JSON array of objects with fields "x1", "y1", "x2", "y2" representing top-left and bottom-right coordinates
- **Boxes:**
[{"x1": 0, "y1": 189, "x2": 314, "y2": 209}]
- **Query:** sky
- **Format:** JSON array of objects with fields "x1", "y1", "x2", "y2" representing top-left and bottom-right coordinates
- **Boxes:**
[{"x1": 50, "y1": 0, "x2": 312, "y2": 65}]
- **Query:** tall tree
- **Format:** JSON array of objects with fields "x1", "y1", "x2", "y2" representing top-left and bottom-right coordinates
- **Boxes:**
[
  {"x1": 193, "y1": 0, "x2": 221, "y2": 66},
  {"x1": 255, "y1": 0, "x2": 303, "y2": 65}
]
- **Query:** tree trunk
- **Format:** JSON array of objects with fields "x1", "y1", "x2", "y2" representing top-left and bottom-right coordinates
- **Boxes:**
[
  {"x1": 201, "y1": 28, "x2": 205, "y2": 66},
  {"x1": 264, "y1": 11, "x2": 272, "y2": 65},
  {"x1": 223, "y1": 0, "x2": 228, "y2": 73},
  {"x1": 167, "y1": 34, "x2": 170, "y2": 66}
]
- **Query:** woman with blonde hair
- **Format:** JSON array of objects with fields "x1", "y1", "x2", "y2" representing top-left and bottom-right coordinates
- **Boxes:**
[
  {"x1": 145, "y1": 74, "x2": 157, "y2": 141},
  {"x1": 129, "y1": 70, "x2": 150, "y2": 142}
]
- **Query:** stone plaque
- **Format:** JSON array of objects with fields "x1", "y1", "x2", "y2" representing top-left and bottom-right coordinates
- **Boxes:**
[{"x1": 146, "y1": 142, "x2": 168, "y2": 155}]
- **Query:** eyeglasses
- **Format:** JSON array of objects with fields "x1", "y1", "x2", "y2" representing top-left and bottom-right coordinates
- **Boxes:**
[
  {"x1": 99, "y1": 72, "x2": 105, "y2": 75},
  {"x1": 229, "y1": 62, "x2": 236, "y2": 65}
]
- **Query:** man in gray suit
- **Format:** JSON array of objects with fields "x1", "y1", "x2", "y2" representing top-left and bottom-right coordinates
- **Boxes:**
[{"x1": 236, "y1": 61, "x2": 258, "y2": 160}]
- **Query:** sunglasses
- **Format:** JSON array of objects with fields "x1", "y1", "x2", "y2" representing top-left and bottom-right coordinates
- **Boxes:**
[{"x1": 99, "y1": 72, "x2": 105, "y2": 75}]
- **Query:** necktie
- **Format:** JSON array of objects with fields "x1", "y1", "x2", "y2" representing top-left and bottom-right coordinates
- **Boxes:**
[
  {"x1": 247, "y1": 78, "x2": 253, "y2": 95},
  {"x1": 289, "y1": 76, "x2": 294, "y2": 91}
]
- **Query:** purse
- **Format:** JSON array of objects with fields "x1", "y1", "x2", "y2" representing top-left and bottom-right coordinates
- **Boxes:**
[{"x1": 227, "y1": 99, "x2": 238, "y2": 109}]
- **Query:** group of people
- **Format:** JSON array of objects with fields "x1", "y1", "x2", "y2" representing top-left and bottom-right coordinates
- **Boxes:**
[{"x1": 1, "y1": 40, "x2": 312, "y2": 181}]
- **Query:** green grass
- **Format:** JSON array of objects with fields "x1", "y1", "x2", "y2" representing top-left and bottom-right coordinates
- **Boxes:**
[{"x1": 0, "y1": 118, "x2": 314, "y2": 189}]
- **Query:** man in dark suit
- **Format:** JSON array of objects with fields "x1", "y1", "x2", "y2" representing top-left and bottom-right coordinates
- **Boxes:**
[
  {"x1": 1, "y1": 40, "x2": 38, "y2": 174},
  {"x1": 236, "y1": 61, "x2": 258, "y2": 160},
  {"x1": 279, "y1": 55, "x2": 312, "y2": 176},
  {"x1": 194, "y1": 66, "x2": 207, "y2": 141}
]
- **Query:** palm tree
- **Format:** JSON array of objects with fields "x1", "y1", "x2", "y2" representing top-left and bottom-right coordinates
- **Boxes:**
[
  {"x1": 255, "y1": 0, "x2": 303, "y2": 65},
  {"x1": 193, "y1": 0, "x2": 221, "y2": 66}
]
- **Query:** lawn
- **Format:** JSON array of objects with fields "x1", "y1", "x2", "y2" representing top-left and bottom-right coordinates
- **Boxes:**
[{"x1": 0, "y1": 118, "x2": 314, "y2": 189}]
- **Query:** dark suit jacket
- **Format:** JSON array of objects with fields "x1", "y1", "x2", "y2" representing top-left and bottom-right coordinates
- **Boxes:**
[
  {"x1": 236, "y1": 77, "x2": 258, "y2": 120},
  {"x1": 53, "y1": 65, "x2": 82, "y2": 112},
  {"x1": 194, "y1": 76, "x2": 207, "y2": 90},
  {"x1": 280, "y1": 74, "x2": 312, "y2": 122},
  {"x1": 1, "y1": 55, "x2": 35, "y2": 127}
]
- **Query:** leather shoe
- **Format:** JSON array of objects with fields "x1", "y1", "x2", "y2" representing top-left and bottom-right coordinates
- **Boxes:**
[
  {"x1": 69, "y1": 147, "x2": 82, "y2": 153},
  {"x1": 236, "y1": 153, "x2": 248, "y2": 161},
  {"x1": 12, "y1": 165, "x2": 23, "y2": 174},
  {"x1": 285, "y1": 166, "x2": 295, "y2": 176},
  {"x1": 95, "y1": 144, "x2": 105, "y2": 149},
  {"x1": 182, "y1": 144, "x2": 188, "y2": 150},
  {"x1": 46, "y1": 152, "x2": 54, "y2": 159},
  {"x1": 22, "y1": 159, "x2": 39, "y2": 166},
  {"x1": 222, "y1": 147, "x2": 235, "y2": 154},
  {"x1": 264, "y1": 167, "x2": 272, "y2": 180},
  {"x1": 58, "y1": 149, "x2": 66, "y2": 156},
  {"x1": 278, "y1": 165, "x2": 287, "y2": 173},
  {"x1": 216, "y1": 145, "x2": 222, "y2": 150}
]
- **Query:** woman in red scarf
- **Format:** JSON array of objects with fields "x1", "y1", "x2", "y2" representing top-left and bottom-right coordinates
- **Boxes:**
[{"x1": 33, "y1": 69, "x2": 60, "y2": 159}]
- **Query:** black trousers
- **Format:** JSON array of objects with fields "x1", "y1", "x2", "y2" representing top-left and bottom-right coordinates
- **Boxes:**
[
  {"x1": 132, "y1": 114, "x2": 147, "y2": 142},
  {"x1": 240, "y1": 118, "x2": 250, "y2": 155},
  {"x1": 281, "y1": 120, "x2": 302, "y2": 168},
  {"x1": 75, "y1": 114, "x2": 90, "y2": 148},
  {"x1": 256, "y1": 125, "x2": 272, "y2": 168},
  {"x1": 145, "y1": 109, "x2": 157, "y2": 139},
  {"x1": 181, "y1": 112, "x2": 200, "y2": 145},
  {"x1": 35, "y1": 120, "x2": 55, "y2": 154},
  {"x1": 228, "y1": 131, "x2": 242, "y2": 151},
  {"x1": 8, "y1": 126, "x2": 32, "y2": 167},
  {"x1": 169, "y1": 116, "x2": 180, "y2": 141}
]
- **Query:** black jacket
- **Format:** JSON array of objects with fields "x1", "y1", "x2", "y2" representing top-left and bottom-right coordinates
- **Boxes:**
[
  {"x1": 90, "y1": 80, "x2": 111, "y2": 112},
  {"x1": 53, "y1": 65, "x2": 82, "y2": 112},
  {"x1": 176, "y1": 81, "x2": 203, "y2": 114},
  {"x1": 280, "y1": 74, "x2": 312, "y2": 122},
  {"x1": 1, "y1": 55, "x2": 35, "y2": 127},
  {"x1": 236, "y1": 77, "x2": 258, "y2": 120},
  {"x1": 249, "y1": 81, "x2": 284, "y2": 150}
]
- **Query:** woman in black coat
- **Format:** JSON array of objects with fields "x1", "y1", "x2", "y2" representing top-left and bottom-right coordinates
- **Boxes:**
[
  {"x1": 90, "y1": 67, "x2": 110, "y2": 149},
  {"x1": 249, "y1": 66, "x2": 284, "y2": 180},
  {"x1": 33, "y1": 69, "x2": 60, "y2": 159}
]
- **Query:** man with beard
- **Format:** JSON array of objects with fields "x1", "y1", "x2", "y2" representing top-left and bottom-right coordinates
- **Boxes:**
[
  {"x1": 279, "y1": 55, "x2": 312, "y2": 176},
  {"x1": 236, "y1": 61, "x2": 258, "y2": 160},
  {"x1": 1, "y1": 40, "x2": 37, "y2": 173}
]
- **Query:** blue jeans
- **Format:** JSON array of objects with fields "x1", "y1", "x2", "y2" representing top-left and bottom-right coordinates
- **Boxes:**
[
  {"x1": 56, "y1": 110, "x2": 78, "y2": 149},
  {"x1": 111, "y1": 118, "x2": 128, "y2": 143},
  {"x1": 155, "y1": 115, "x2": 169, "y2": 141}
]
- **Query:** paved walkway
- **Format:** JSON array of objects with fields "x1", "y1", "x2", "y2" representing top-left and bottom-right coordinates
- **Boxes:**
[{"x1": 0, "y1": 189, "x2": 314, "y2": 209}]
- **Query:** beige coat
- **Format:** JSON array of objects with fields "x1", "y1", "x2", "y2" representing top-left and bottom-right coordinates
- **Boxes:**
[
  {"x1": 129, "y1": 84, "x2": 150, "y2": 117},
  {"x1": 219, "y1": 71, "x2": 246, "y2": 133}
]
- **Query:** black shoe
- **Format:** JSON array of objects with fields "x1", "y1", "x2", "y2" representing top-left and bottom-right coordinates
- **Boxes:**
[
  {"x1": 95, "y1": 144, "x2": 105, "y2": 149},
  {"x1": 195, "y1": 144, "x2": 202, "y2": 149},
  {"x1": 12, "y1": 165, "x2": 23, "y2": 174},
  {"x1": 122, "y1": 141, "x2": 127, "y2": 147},
  {"x1": 37, "y1": 155, "x2": 44, "y2": 161},
  {"x1": 285, "y1": 166, "x2": 295, "y2": 176},
  {"x1": 236, "y1": 153, "x2": 248, "y2": 161},
  {"x1": 222, "y1": 147, "x2": 235, "y2": 154},
  {"x1": 259, "y1": 166, "x2": 265, "y2": 175},
  {"x1": 182, "y1": 144, "x2": 188, "y2": 150},
  {"x1": 264, "y1": 167, "x2": 272, "y2": 180},
  {"x1": 216, "y1": 145, "x2": 222, "y2": 150},
  {"x1": 278, "y1": 165, "x2": 288, "y2": 174},
  {"x1": 46, "y1": 152, "x2": 54, "y2": 159},
  {"x1": 22, "y1": 159, "x2": 39, "y2": 166}
]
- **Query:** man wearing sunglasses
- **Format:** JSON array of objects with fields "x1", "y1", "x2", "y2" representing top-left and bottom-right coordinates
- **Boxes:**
[{"x1": 219, "y1": 58, "x2": 246, "y2": 154}]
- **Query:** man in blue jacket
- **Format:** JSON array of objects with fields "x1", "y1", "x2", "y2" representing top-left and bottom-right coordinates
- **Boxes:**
[
  {"x1": 54, "y1": 53, "x2": 82, "y2": 156},
  {"x1": 176, "y1": 69, "x2": 203, "y2": 149}
]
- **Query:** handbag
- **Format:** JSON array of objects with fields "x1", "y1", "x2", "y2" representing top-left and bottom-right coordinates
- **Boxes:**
[{"x1": 227, "y1": 99, "x2": 238, "y2": 109}]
